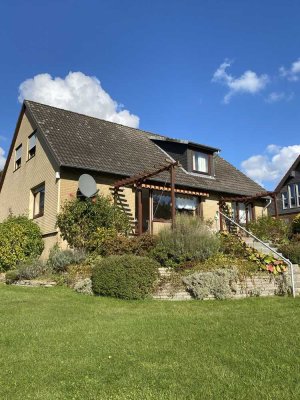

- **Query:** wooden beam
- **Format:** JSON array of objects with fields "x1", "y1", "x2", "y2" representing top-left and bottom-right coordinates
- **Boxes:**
[
  {"x1": 273, "y1": 193, "x2": 279, "y2": 218},
  {"x1": 114, "y1": 161, "x2": 179, "y2": 189},
  {"x1": 137, "y1": 186, "x2": 143, "y2": 236},
  {"x1": 170, "y1": 164, "x2": 176, "y2": 229}
]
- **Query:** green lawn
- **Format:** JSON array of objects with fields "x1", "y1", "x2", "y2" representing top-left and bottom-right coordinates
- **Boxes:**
[{"x1": 0, "y1": 286, "x2": 300, "y2": 400}]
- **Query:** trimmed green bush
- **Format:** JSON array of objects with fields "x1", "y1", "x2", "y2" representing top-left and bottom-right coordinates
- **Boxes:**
[
  {"x1": 151, "y1": 215, "x2": 220, "y2": 268},
  {"x1": 57, "y1": 195, "x2": 130, "y2": 251},
  {"x1": 0, "y1": 215, "x2": 44, "y2": 271},
  {"x1": 247, "y1": 216, "x2": 290, "y2": 245},
  {"x1": 91, "y1": 255, "x2": 159, "y2": 299}
]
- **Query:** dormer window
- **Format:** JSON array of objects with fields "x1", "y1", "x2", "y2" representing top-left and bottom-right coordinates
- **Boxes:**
[
  {"x1": 14, "y1": 144, "x2": 22, "y2": 170},
  {"x1": 28, "y1": 132, "x2": 36, "y2": 160},
  {"x1": 192, "y1": 151, "x2": 209, "y2": 174}
]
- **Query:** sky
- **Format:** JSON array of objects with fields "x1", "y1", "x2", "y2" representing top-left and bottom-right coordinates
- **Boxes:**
[{"x1": 0, "y1": 0, "x2": 300, "y2": 189}]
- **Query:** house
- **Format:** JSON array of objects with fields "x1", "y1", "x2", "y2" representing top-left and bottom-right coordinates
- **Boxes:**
[
  {"x1": 272, "y1": 154, "x2": 300, "y2": 221},
  {"x1": 0, "y1": 100, "x2": 267, "y2": 255}
]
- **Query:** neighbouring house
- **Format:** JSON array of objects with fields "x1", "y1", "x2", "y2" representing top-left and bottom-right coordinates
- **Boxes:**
[
  {"x1": 0, "y1": 100, "x2": 268, "y2": 255},
  {"x1": 271, "y1": 154, "x2": 300, "y2": 221}
]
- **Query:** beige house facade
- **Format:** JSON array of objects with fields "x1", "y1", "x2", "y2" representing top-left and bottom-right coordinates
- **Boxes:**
[{"x1": 0, "y1": 101, "x2": 268, "y2": 255}]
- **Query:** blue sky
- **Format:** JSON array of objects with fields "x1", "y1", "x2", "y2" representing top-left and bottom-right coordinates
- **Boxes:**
[{"x1": 0, "y1": 0, "x2": 300, "y2": 189}]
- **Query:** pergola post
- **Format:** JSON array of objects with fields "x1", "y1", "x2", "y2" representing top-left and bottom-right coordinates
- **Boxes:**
[
  {"x1": 273, "y1": 193, "x2": 279, "y2": 218},
  {"x1": 137, "y1": 184, "x2": 143, "y2": 236},
  {"x1": 170, "y1": 164, "x2": 176, "y2": 229}
]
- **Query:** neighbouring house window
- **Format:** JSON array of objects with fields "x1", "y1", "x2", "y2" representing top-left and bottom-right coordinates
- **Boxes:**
[
  {"x1": 28, "y1": 132, "x2": 36, "y2": 160},
  {"x1": 15, "y1": 144, "x2": 22, "y2": 170},
  {"x1": 192, "y1": 151, "x2": 209, "y2": 173},
  {"x1": 288, "y1": 184, "x2": 297, "y2": 208},
  {"x1": 32, "y1": 184, "x2": 45, "y2": 218},
  {"x1": 282, "y1": 192, "x2": 289, "y2": 209},
  {"x1": 297, "y1": 184, "x2": 300, "y2": 207},
  {"x1": 152, "y1": 191, "x2": 198, "y2": 219}
]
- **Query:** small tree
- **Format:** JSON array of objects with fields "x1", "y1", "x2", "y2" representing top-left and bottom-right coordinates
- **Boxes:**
[
  {"x1": 57, "y1": 195, "x2": 130, "y2": 251},
  {"x1": 0, "y1": 215, "x2": 44, "y2": 271}
]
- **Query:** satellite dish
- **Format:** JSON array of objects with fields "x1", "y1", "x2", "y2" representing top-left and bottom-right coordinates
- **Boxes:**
[{"x1": 78, "y1": 174, "x2": 98, "y2": 198}]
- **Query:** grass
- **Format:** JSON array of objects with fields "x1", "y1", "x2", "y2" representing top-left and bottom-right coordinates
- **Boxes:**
[{"x1": 0, "y1": 286, "x2": 300, "y2": 400}]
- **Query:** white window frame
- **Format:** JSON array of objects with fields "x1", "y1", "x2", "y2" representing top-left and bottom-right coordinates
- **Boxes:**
[
  {"x1": 282, "y1": 192, "x2": 288, "y2": 209},
  {"x1": 27, "y1": 132, "x2": 36, "y2": 160},
  {"x1": 192, "y1": 151, "x2": 209, "y2": 174},
  {"x1": 288, "y1": 184, "x2": 297, "y2": 208},
  {"x1": 14, "y1": 144, "x2": 22, "y2": 170}
]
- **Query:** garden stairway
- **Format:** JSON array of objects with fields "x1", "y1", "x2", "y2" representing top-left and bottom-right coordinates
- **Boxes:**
[{"x1": 241, "y1": 235, "x2": 300, "y2": 296}]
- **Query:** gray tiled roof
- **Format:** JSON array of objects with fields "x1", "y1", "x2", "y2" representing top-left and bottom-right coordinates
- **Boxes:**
[{"x1": 25, "y1": 100, "x2": 264, "y2": 196}]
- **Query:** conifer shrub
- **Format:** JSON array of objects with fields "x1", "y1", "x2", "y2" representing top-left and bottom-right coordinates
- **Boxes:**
[{"x1": 91, "y1": 255, "x2": 159, "y2": 299}]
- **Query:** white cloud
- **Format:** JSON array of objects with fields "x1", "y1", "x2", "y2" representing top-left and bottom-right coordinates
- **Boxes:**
[
  {"x1": 0, "y1": 147, "x2": 6, "y2": 170},
  {"x1": 265, "y1": 91, "x2": 294, "y2": 103},
  {"x1": 280, "y1": 58, "x2": 300, "y2": 81},
  {"x1": 212, "y1": 60, "x2": 269, "y2": 103},
  {"x1": 241, "y1": 144, "x2": 300, "y2": 186},
  {"x1": 18, "y1": 72, "x2": 140, "y2": 128}
]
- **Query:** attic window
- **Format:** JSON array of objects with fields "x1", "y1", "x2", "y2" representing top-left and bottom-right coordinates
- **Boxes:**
[
  {"x1": 28, "y1": 132, "x2": 36, "y2": 160},
  {"x1": 192, "y1": 151, "x2": 209, "y2": 174},
  {"x1": 14, "y1": 145, "x2": 22, "y2": 170}
]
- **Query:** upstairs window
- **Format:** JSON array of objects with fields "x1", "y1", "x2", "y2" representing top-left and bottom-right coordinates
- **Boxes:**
[
  {"x1": 192, "y1": 151, "x2": 209, "y2": 174},
  {"x1": 297, "y1": 184, "x2": 300, "y2": 207},
  {"x1": 32, "y1": 184, "x2": 45, "y2": 218},
  {"x1": 28, "y1": 132, "x2": 36, "y2": 160},
  {"x1": 14, "y1": 144, "x2": 22, "y2": 170}
]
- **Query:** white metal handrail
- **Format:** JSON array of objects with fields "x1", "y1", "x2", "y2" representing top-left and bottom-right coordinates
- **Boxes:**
[{"x1": 216, "y1": 210, "x2": 296, "y2": 298}]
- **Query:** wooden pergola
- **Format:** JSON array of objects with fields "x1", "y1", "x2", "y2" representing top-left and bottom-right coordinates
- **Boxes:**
[{"x1": 113, "y1": 161, "x2": 180, "y2": 235}]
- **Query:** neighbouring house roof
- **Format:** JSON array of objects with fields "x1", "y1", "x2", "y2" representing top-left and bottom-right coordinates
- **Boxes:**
[
  {"x1": 275, "y1": 154, "x2": 300, "y2": 192},
  {"x1": 2, "y1": 100, "x2": 265, "y2": 196}
]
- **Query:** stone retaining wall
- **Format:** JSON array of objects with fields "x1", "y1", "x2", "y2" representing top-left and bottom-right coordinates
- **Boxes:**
[{"x1": 153, "y1": 268, "x2": 292, "y2": 300}]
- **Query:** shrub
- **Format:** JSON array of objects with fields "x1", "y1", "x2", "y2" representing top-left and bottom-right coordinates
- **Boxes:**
[
  {"x1": 91, "y1": 255, "x2": 159, "y2": 299},
  {"x1": 5, "y1": 270, "x2": 20, "y2": 284},
  {"x1": 279, "y1": 240, "x2": 300, "y2": 264},
  {"x1": 101, "y1": 233, "x2": 157, "y2": 257},
  {"x1": 247, "y1": 216, "x2": 290, "y2": 245},
  {"x1": 47, "y1": 245, "x2": 86, "y2": 273},
  {"x1": 190, "y1": 253, "x2": 259, "y2": 277},
  {"x1": 17, "y1": 259, "x2": 48, "y2": 279},
  {"x1": 57, "y1": 196, "x2": 130, "y2": 251},
  {"x1": 0, "y1": 215, "x2": 44, "y2": 271},
  {"x1": 74, "y1": 278, "x2": 93, "y2": 295},
  {"x1": 292, "y1": 214, "x2": 300, "y2": 234},
  {"x1": 183, "y1": 268, "x2": 238, "y2": 300},
  {"x1": 151, "y1": 215, "x2": 220, "y2": 268}
]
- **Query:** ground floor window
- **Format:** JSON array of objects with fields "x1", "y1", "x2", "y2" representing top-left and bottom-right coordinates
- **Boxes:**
[
  {"x1": 152, "y1": 191, "x2": 199, "y2": 220},
  {"x1": 32, "y1": 184, "x2": 45, "y2": 218}
]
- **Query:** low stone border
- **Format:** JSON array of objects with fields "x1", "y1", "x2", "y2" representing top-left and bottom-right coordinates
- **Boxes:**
[{"x1": 12, "y1": 280, "x2": 57, "y2": 288}]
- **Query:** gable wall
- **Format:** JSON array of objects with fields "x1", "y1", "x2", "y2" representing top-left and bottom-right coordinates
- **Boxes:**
[
  {"x1": 274, "y1": 162, "x2": 300, "y2": 216},
  {"x1": 0, "y1": 112, "x2": 59, "y2": 236}
]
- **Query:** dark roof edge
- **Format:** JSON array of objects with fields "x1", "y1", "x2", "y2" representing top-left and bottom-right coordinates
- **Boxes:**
[{"x1": 275, "y1": 154, "x2": 300, "y2": 192}]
